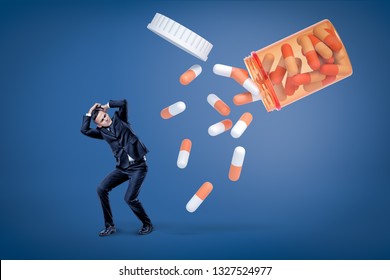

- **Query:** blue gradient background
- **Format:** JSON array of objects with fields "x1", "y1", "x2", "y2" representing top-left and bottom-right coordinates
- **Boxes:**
[{"x1": 1, "y1": 0, "x2": 389, "y2": 260}]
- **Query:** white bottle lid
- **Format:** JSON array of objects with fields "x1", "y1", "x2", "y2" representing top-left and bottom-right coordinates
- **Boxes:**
[{"x1": 147, "y1": 13, "x2": 213, "y2": 61}]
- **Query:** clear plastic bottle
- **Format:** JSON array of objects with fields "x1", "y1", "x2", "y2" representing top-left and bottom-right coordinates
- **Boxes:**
[{"x1": 244, "y1": 19, "x2": 352, "y2": 112}]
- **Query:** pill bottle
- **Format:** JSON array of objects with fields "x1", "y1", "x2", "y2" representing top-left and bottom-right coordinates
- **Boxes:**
[{"x1": 244, "y1": 19, "x2": 352, "y2": 112}]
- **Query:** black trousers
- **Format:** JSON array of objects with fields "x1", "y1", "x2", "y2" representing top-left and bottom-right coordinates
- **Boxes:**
[{"x1": 97, "y1": 160, "x2": 151, "y2": 227}]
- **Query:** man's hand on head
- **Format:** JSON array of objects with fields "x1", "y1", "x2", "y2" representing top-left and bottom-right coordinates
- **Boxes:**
[
  {"x1": 101, "y1": 103, "x2": 110, "y2": 112},
  {"x1": 88, "y1": 103, "x2": 101, "y2": 115}
]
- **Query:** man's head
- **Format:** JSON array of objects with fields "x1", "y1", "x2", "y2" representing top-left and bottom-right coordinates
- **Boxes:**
[{"x1": 91, "y1": 107, "x2": 112, "y2": 128}]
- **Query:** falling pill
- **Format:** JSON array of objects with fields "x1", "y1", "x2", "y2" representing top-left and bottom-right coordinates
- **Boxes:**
[
  {"x1": 229, "y1": 146, "x2": 246, "y2": 181},
  {"x1": 160, "y1": 101, "x2": 186, "y2": 119},
  {"x1": 177, "y1": 139, "x2": 192, "y2": 169},
  {"x1": 186, "y1": 182, "x2": 213, "y2": 213},
  {"x1": 179, "y1": 64, "x2": 202, "y2": 85}
]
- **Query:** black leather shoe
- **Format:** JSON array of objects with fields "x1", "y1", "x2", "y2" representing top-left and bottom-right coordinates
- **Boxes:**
[
  {"x1": 99, "y1": 225, "x2": 116, "y2": 237},
  {"x1": 138, "y1": 223, "x2": 153, "y2": 235}
]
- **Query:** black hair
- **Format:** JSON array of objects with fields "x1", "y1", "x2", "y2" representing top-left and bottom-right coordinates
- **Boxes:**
[{"x1": 91, "y1": 107, "x2": 103, "y2": 122}]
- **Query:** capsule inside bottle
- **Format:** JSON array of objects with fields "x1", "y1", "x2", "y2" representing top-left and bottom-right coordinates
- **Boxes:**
[{"x1": 244, "y1": 19, "x2": 352, "y2": 112}]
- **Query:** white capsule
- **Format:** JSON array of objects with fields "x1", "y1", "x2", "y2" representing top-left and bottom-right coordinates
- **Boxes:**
[
  {"x1": 231, "y1": 112, "x2": 253, "y2": 138},
  {"x1": 160, "y1": 101, "x2": 186, "y2": 119},
  {"x1": 213, "y1": 64, "x2": 233, "y2": 77},
  {"x1": 229, "y1": 146, "x2": 246, "y2": 181},
  {"x1": 177, "y1": 139, "x2": 192, "y2": 169},
  {"x1": 208, "y1": 119, "x2": 233, "y2": 136},
  {"x1": 242, "y1": 78, "x2": 260, "y2": 96},
  {"x1": 213, "y1": 64, "x2": 260, "y2": 96},
  {"x1": 180, "y1": 64, "x2": 202, "y2": 85},
  {"x1": 233, "y1": 92, "x2": 262, "y2": 106},
  {"x1": 186, "y1": 182, "x2": 213, "y2": 213},
  {"x1": 207, "y1": 94, "x2": 230, "y2": 116}
]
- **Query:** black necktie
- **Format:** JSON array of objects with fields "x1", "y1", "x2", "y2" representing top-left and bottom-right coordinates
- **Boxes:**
[{"x1": 106, "y1": 126, "x2": 114, "y2": 135}]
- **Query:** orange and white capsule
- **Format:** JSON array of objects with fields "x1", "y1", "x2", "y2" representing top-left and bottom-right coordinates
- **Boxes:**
[
  {"x1": 179, "y1": 64, "x2": 202, "y2": 85},
  {"x1": 177, "y1": 139, "x2": 192, "y2": 169},
  {"x1": 229, "y1": 146, "x2": 245, "y2": 181},
  {"x1": 281, "y1": 43, "x2": 299, "y2": 76},
  {"x1": 213, "y1": 64, "x2": 260, "y2": 96},
  {"x1": 231, "y1": 112, "x2": 253, "y2": 139},
  {"x1": 293, "y1": 71, "x2": 326, "y2": 85},
  {"x1": 186, "y1": 182, "x2": 213, "y2": 213},
  {"x1": 207, "y1": 93, "x2": 231, "y2": 116},
  {"x1": 313, "y1": 24, "x2": 342, "y2": 52},
  {"x1": 208, "y1": 119, "x2": 233, "y2": 136},
  {"x1": 298, "y1": 35, "x2": 320, "y2": 70},
  {"x1": 269, "y1": 56, "x2": 287, "y2": 85},
  {"x1": 262, "y1": 53, "x2": 275, "y2": 73},
  {"x1": 319, "y1": 56, "x2": 335, "y2": 64},
  {"x1": 303, "y1": 75, "x2": 337, "y2": 92},
  {"x1": 284, "y1": 58, "x2": 302, "y2": 96},
  {"x1": 334, "y1": 48, "x2": 347, "y2": 63},
  {"x1": 320, "y1": 48, "x2": 352, "y2": 76},
  {"x1": 273, "y1": 83, "x2": 287, "y2": 102},
  {"x1": 308, "y1": 34, "x2": 333, "y2": 60},
  {"x1": 320, "y1": 64, "x2": 352, "y2": 76},
  {"x1": 233, "y1": 91, "x2": 262, "y2": 106},
  {"x1": 160, "y1": 101, "x2": 186, "y2": 119}
]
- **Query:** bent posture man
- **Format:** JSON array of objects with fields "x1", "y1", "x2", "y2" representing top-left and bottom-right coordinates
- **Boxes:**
[{"x1": 81, "y1": 99, "x2": 153, "y2": 236}]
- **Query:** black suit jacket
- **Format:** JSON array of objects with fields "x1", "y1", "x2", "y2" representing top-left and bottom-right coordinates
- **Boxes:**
[{"x1": 81, "y1": 99, "x2": 149, "y2": 169}]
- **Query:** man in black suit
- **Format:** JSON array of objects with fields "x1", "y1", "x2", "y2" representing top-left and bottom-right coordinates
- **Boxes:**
[{"x1": 81, "y1": 99, "x2": 153, "y2": 236}]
